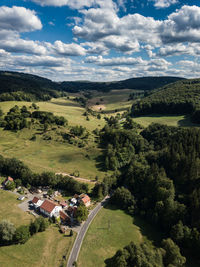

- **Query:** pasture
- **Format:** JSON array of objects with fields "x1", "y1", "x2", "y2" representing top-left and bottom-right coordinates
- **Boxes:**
[{"x1": 78, "y1": 205, "x2": 161, "y2": 267}]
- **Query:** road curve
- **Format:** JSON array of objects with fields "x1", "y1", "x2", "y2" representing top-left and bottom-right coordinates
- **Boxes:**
[{"x1": 67, "y1": 196, "x2": 110, "y2": 267}]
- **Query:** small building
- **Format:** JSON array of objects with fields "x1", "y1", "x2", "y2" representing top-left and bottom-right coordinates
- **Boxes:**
[
  {"x1": 32, "y1": 197, "x2": 44, "y2": 209},
  {"x1": 40, "y1": 199, "x2": 62, "y2": 218},
  {"x1": 3, "y1": 176, "x2": 14, "y2": 186},
  {"x1": 60, "y1": 210, "x2": 70, "y2": 224},
  {"x1": 79, "y1": 194, "x2": 91, "y2": 207}
]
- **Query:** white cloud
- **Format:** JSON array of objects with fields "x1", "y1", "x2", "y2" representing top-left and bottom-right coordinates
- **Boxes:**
[
  {"x1": 53, "y1": 40, "x2": 86, "y2": 56},
  {"x1": 0, "y1": 38, "x2": 47, "y2": 55},
  {"x1": 153, "y1": 0, "x2": 178, "y2": 9},
  {"x1": 85, "y1": 55, "x2": 146, "y2": 66},
  {"x1": 0, "y1": 6, "x2": 42, "y2": 32},
  {"x1": 161, "y1": 5, "x2": 200, "y2": 43}
]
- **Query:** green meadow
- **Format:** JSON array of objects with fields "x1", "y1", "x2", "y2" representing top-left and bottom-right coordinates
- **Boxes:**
[
  {"x1": 78, "y1": 205, "x2": 162, "y2": 267},
  {"x1": 0, "y1": 225, "x2": 76, "y2": 267}
]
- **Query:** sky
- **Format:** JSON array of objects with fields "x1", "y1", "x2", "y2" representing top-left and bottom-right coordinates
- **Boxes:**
[{"x1": 1, "y1": 0, "x2": 200, "y2": 81}]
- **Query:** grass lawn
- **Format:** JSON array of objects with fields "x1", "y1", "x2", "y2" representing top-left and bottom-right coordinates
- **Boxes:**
[
  {"x1": 0, "y1": 225, "x2": 76, "y2": 267},
  {"x1": 132, "y1": 114, "x2": 196, "y2": 127},
  {"x1": 78, "y1": 205, "x2": 161, "y2": 267},
  {"x1": 0, "y1": 189, "x2": 33, "y2": 226}
]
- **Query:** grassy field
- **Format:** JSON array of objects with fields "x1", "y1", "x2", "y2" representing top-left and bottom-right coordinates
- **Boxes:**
[
  {"x1": 88, "y1": 89, "x2": 134, "y2": 113},
  {"x1": 0, "y1": 225, "x2": 76, "y2": 267},
  {"x1": 0, "y1": 189, "x2": 33, "y2": 226},
  {"x1": 78, "y1": 205, "x2": 161, "y2": 267},
  {"x1": 0, "y1": 98, "x2": 105, "y2": 131},
  {"x1": 0, "y1": 127, "x2": 106, "y2": 180},
  {"x1": 132, "y1": 114, "x2": 197, "y2": 128}
]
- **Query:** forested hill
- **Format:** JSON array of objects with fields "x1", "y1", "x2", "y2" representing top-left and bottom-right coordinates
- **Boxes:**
[
  {"x1": 0, "y1": 71, "x2": 63, "y2": 101},
  {"x1": 61, "y1": 76, "x2": 183, "y2": 92},
  {"x1": 131, "y1": 78, "x2": 200, "y2": 120},
  {"x1": 0, "y1": 70, "x2": 183, "y2": 101}
]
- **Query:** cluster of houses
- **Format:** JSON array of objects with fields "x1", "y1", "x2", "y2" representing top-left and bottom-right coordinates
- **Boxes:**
[{"x1": 31, "y1": 193, "x2": 91, "y2": 225}]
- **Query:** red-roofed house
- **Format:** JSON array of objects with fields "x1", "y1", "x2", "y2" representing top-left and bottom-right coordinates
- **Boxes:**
[
  {"x1": 79, "y1": 194, "x2": 91, "y2": 207},
  {"x1": 40, "y1": 199, "x2": 62, "y2": 217},
  {"x1": 3, "y1": 176, "x2": 14, "y2": 186},
  {"x1": 31, "y1": 197, "x2": 44, "y2": 208}
]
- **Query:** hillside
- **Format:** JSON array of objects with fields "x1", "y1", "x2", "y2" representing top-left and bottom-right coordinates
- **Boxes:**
[
  {"x1": 61, "y1": 76, "x2": 183, "y2": 93},
  {"x1": 0, "y1": 71, "x2": 183, "y2": 101},
  {"x1": 0, "y1": 71, "x2": 63, "y2": 101},
  {"x1": 131, "y1": 78, "x2": 200, "y2": 118}
]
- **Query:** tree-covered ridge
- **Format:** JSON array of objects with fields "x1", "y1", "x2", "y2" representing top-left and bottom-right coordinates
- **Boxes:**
[
  {"x1": 0, "y1": 71, "x2": 183, "y2": 100},
  {"x1": 131, "y1": 78, "x2": 200, "y2": 117},
  {"x1": 61, "y1": 76, "x2": 183, "y2": 93},
  {"x1": 0, "y1": 71, "x2": 65, "y2": 101}
]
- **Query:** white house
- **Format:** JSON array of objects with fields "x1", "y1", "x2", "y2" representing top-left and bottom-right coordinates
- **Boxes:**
[
  {"x1": 32, "y1": 197, "x2": 44, "y2": 209},
  {"x1": 39, "y1": 199, "x2": 62, "y2": 217}
]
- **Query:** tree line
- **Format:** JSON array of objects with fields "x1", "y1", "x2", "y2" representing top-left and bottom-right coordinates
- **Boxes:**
[{"x1": 0, "y1": 155, "x2": 88, "y2": 194}]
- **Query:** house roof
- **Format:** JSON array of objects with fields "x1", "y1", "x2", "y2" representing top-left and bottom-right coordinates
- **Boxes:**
[
  {"x1": 32, "y1": 197, "x2": 40, "y2": 204},
  {"x1": 40, "y1": 200, "x2": 57, "y2": 214},
  {"x1": 4, "y1": 176, "x2": 13, "y2": 184},
  {"x1": 59, "y1": 210, "x2": 69, "y2": 221},
  {"x1": 80, "y1": 194, "x2": 90, "y2": 204}
]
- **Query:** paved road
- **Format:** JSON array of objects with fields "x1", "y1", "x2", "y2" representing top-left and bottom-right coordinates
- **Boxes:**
[{"x1": 67, "y1": 196, "x2": 110, "y2": 267}]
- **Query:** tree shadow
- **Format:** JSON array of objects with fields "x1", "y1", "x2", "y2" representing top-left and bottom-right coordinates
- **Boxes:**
[
  {"x1": 177, "y1": 115, "x2": 200, "y2": 127},
  {"x1": 133, "y1": 216, "x2": 163, "y2": 247},
  {"x1": 95, "y1": 154, "x2": 107, "y2": 171},
  {"x1": 51, "y1": 101, "x2": 81, "y2": 108}
]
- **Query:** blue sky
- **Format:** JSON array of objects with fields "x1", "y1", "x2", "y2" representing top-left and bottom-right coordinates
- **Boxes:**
[{"x1": 0, "y1": 0, "x2": 200, "y2": 81}]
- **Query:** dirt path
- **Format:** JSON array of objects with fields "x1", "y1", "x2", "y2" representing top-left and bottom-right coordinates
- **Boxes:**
[{"x1": 55, "y1": 172, "x2": 96, "y2": 184}]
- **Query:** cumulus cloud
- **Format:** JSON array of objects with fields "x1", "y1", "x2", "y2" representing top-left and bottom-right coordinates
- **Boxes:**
[
  {"x1": 85, "y1": 55, "x2": 146, "y2": 66},
  {"x1": 0, "y1": 6, "x2": 42, "y2": 32},
  {"x1": 153, "y1": 0, "x2": 178, "y2": 9},
  {"x1": 29, "y1": 0, "x2": 116, "y2": 9},
  {"x1": 53, "y1": 41, "x2": 86, "y2": 56},
  {"x1": 0, "y1": 39, "x2": 47, "y2": 55},
  {"x1": 161, "y1": 5, "x2": 200, "y2": 43}
]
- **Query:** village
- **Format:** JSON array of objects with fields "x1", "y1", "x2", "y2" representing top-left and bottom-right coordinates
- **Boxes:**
[{"x1": 1, "y1": 176, "x2": 91, "y2": 231}]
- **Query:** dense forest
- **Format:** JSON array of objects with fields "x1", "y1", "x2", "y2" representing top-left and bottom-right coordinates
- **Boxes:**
[
  {"x1": 0, "y1": 71, "x2": 182, "y2": 100},
  {"x1": 61, "y1": 76, "x2": 183, "y2": 93},
  {"x1": 0, "y1": 71, "x2": 64, "y2": 101},
  {"x1": 93, "y1": 119, "x2": 200, "y2": 266},
  {"x1": 131, "y1": 79, "x2": 200, "y2": 123}
]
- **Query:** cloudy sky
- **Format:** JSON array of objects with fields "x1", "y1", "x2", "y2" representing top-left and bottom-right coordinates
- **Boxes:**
[{"x1": 1, "y1": 0, "x2": 200, "y2": 81}]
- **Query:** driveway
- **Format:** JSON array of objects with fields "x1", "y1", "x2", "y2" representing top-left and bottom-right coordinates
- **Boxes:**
[
  {"x1": 67, "y1": 196, "x2": 110, "y2": 267},
  {"x1": 18, "y1": 192, "x2": 43, "y2": 213}
]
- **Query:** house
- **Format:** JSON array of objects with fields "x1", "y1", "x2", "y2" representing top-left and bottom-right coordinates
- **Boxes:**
[
  {"x1": 31, "y1": 197, "x2": 44, "y2": 209},
  {"x1": 40, "y1": 199, "x2": 62, "y2": 218},
  {"x1": 79, "y1": 194, "x2": 91, "y2": 207},
  {"x1": 59, "y1": 210, "x2": 70, "y2": 224},
  {"x1": 3, "y1": 176, "x2": 14, "y2": 186}
]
